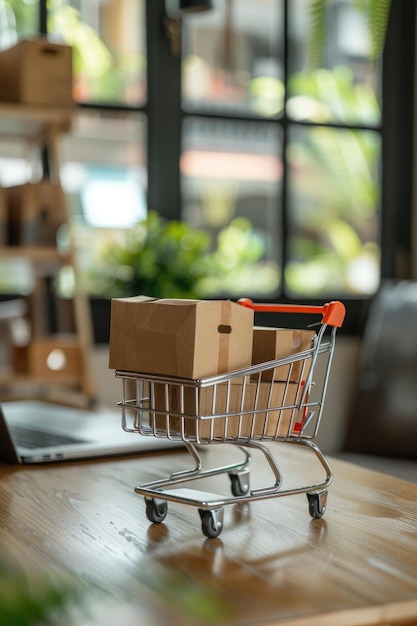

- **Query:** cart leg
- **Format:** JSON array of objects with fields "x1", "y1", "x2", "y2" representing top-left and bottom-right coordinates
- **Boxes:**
[
  {"x1": 289, "y1": 438, "x2": 333, "y2": 487},
  {"x1": 239, "y1": 440, "x2": 283, "y2": 496},
  {"x1": 169, "y1": 442, "x2": 203, "y2": 480}
]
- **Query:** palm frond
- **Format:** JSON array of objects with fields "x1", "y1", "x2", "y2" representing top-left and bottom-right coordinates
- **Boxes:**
[
  {"x1": 368, "y1": 0, "x2": 391, "y2": 62},
  {"x1": 307, "y1": 0, "x2": 328, "y2": 69},
  {"x1": 308, "y1": 0, "x2": 391, "y2": 68},
  {"x1": 352, "y1": 0, "x2": 391, "y2": 62}
]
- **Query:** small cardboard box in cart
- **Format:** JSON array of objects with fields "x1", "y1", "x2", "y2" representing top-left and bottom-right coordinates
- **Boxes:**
[
  {"x1": 152, "y1": 378, "x2": 304, "y2": 440},
  {"x1": 108, "y1": 296, "x2": 254, "y2": 379},
  {"x1": 251, "y1": 326, "x2": 316, "y2": 382}
]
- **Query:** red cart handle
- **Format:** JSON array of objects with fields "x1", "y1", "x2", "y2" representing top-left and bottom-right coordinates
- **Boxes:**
[{"x1": 238, "y1": 298, "x2": 346, "y2": 328}]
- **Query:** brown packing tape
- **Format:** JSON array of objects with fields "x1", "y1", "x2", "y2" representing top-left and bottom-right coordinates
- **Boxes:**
[{"x1": 217, "y1": 300, "x2": 232, "y2": 374}]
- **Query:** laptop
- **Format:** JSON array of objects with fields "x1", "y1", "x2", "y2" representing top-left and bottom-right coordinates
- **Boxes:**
[{"x1": 0, "y1": 399, "x2": 183, "y2": 464}]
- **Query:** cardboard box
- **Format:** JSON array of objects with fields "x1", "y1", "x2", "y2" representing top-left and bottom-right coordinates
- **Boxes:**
[
  {"x1": 0, "y1": 298, "x2": 28, "y2": 370},
  {"x1": 251, "y1": 327, "x2": 315, "y2": 382},
  {"x1": 0, "y1": 39, "x2": 73, "y2": 106},
  {"x1": 242, "y1": 380, "x2": 300, "y2": 438},
  {"x1": 109, "y1": 296, "x2": 254, "y2": 379},
  {"x1": 153, "y1": 381, "x2": 246, "y2": 439},
  {"x1": 7, "y1": 181, "x2": 66, "y2": 246},
  {"x1": 13, "y1": 335, "x2": 83, "y2": 380},
  {"x1": 153, "y1": 379, "x2": 303, "y2": 440}
]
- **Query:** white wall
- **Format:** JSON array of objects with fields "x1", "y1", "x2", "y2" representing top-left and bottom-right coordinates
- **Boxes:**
[{"x1": 93, "y1": 335, "x2": 361, "y2": 454}]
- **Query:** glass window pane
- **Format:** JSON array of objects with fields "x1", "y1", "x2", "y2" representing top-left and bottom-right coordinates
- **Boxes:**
[
  {"x1": 181, "y1": 0, "x2": 284, "y2": 118},
  {"x1": 49, "y1": 0, "x2": 146, "y2": 106},
  {"x1": 288, "y1": 0, "x2": 382, "y2": 125},
  {"x1": 181, "y1": 117, "x2": 281, "y2": 297},
  {"x1": 0, "y1": 0, "x2": 38, "y2": 47},
  {"x1": 60, "y1": 110, "x2": 147, "y2": 284},
  {"x1": 286, "y1": 125, "x2": 381, "y2": 296}
]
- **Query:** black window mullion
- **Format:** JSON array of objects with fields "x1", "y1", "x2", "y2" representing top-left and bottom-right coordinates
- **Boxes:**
[
  {"x1": 281, "y1": 0, "x2": 290, "y2": 297},
  {"x1": 146, "y1": 0, "x2": 182, "y2": 221},
  {"x1": 39, "y1": 0, "x2": 47, "y2": 34},
  {"x1": 38, "y1": 0, "x2": 49, "y2": 177},
  {"x1": 381, "y1": 0, "x2": 416, "y2": 280}
]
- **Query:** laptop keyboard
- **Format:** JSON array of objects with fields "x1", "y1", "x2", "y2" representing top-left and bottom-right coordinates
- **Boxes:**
[{"x1": 9, "y1": 425, "x2": 87, "y2": 449}]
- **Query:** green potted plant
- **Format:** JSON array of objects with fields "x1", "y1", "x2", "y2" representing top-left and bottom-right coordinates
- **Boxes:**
[
  {"x1": 86, "y1": 210, "x2": 212, "y2": 300},
  {"x1": 86, "y1": 211, "x2": 278, "y2": 301}
]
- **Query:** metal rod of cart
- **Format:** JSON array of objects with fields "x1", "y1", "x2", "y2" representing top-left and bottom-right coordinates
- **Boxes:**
[{"x1": 115, "y1": 299, "x2": 346, "y2": 538}]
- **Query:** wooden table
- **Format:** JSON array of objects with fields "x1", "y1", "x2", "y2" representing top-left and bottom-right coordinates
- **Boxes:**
[{"x1": 1, "y1": 442, "x2": 417, "y2": 625}]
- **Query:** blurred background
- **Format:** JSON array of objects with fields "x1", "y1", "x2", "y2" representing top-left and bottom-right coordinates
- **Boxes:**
[{"x1": 0, "y1": 0, "x2": 416, "y2": 469}]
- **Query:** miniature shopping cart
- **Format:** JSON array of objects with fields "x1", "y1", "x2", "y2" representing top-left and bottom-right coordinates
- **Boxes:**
[{"x1": 115, "y1": 298, "x2": 345, "y2": 539}]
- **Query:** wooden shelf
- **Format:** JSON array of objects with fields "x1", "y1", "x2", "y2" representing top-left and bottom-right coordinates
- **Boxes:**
[
  {"x1": 0, "y1": 246, "x2": 71, "y2": 263},
  {"x1": 0, "y1": 102, "x2": 73, "y2": 140},
  {"x1": 0, "y1": 372, "x2": 82, "y2": 386},
  {"x1": 0, "y1": 104, "x2": 96, "y2": 407}
]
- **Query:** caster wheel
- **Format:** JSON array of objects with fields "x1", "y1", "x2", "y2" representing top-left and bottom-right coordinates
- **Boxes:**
[
  {"x1": 199, "y1": 509, "x2": 224, "y2": 538},
  {"x1": 145, "y1": 498, "x2": 168, "y2": 523},
  {"x1": 229, "y1": 471, "x2": 250, "y2": 497},
  {"x1": 307, "y1": 491, "x2": 327, "y2": 519}
]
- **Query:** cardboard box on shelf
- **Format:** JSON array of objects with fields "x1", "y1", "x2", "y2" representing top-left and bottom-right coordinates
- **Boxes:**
[
  {"x1": 13, "y1": 335, "x2": 83, "y2": 381},
  {"x1": 109, "y1": 296, "x2": 254, "y2": 379},
  {"x1": 251, "y1": 327, "x2": 315, "y2": 382},
  {"x1": 153, "y1": 378, "x2": 303, "y2": 440},
  {"x1": 6, "y1": 181, "x2": 66, "y2": 246},
  {"x1": 0, "y1": 299, "x2": 27, "y2": 371},
  {"x1": 0, "y1": 39, "x2": 73, "y2": 106}
]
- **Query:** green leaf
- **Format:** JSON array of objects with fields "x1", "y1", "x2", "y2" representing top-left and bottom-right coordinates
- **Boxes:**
[
  {"x1": 368, "y1": 0, "x2": 391, "y2": 62},
  {"x1": 307, "y1": 0, "x2": 328, "y2": 69},
  {"x1": 308, "y1": 0, "x2": 391, "y2": 68}
]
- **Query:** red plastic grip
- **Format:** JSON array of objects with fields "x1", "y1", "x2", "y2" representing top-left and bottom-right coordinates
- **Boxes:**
[{"x1": 237, "y1": 298, "x2": 346, "y2": 328}]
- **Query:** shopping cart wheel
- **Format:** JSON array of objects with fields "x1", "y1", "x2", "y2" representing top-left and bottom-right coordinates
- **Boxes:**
[
  {"x1": 228, "y1": 470, "x2": 250, "y2": 497},
  {"x1": 145, "y1": 497, "x2": 168, "y2": 523},
  {"x1": 199, "y1": 508, "x2": 224, "y2": 539},
  {"x1": 307, "y1": 491, "x2": 327, "y2": 519}
]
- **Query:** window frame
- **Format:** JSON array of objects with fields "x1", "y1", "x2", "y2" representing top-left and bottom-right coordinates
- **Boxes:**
[
  {"x1": 155, "y1": 0, "x2": 415, "y2": 334},
  {"x1": 36, "y1": 0, "x2": 416, "y2": 336}
]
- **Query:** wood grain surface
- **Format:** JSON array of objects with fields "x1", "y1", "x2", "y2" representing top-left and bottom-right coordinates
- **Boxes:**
[{"x1": 1, "y1": 442, "x2": 417, "y2": 625}]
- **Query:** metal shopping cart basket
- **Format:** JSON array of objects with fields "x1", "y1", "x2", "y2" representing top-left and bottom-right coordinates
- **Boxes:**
[{"x1": 115, "y1": 298, "x2": 346, "y2": 539}]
